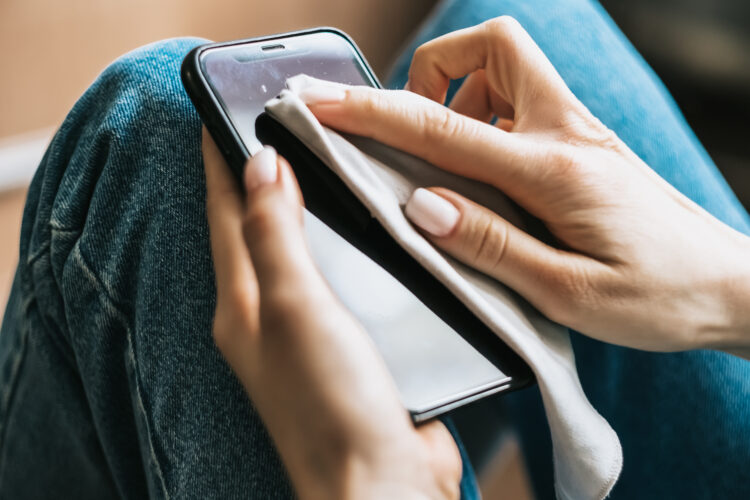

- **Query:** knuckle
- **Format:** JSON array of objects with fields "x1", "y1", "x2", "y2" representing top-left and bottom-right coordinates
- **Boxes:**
[
  {"x1": 408, "y1": 41, "x2": 447, "y2": 99},
  {"x1": 228, "y1": 283, "x2": 260, "y2": 323},
  {"x1": 212, "y1": 286, "x2": 259, "y2": 350},
  {"x1": 242, "y1": 198, "x2": 278, "y2": 241},
  {"x1": 418, "y1": 107, "x2": 467, "y2": 145},
  {"x1": 357, "y1": 90, "x2": 397, "y2": 130},
  {"x1": 411, "y1": 39, "x2": 441, "y2": 72},
  {"x1": 484, "y1": 16, "x2": 523, "y2": 46},
  {"x1": 485, "y1": 15, "x2": 522, "y2": 34},
  {"x1": 360, "y1": 90, "x2": 379, "y2": 116},
  {"x1": 482, "y1": 16, "x2": 524, "y2": 70},
  {"x1": 261, "y1": 283, "x2": 318, "y2": 333},
  {"x1": 411, "y1": 42, "x2": 432, "y2": 66},
  {"x1": 467, "y1": 213, "x2": 510, "y2": 273},
  {"x1": 541, "y1": 263, "x2": 599, "y2": 327},
  {"x1": 559, "y1": 109, "x2": 623, "y2": 151}
]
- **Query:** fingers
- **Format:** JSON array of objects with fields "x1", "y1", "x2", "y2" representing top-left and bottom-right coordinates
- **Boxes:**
[
  {"x1": 288, "y1": 75, "x2": 544, "y2": 207},
  {"x1": 202, "y1": 127, "x2": 258, "y2": 303},
  {"x1": 406, "y1": 16, "x2": 574, "y2": 119},
  {"x1": 404, "y1": 187, "x2": 598, "y2": 323},
  {"x1": 240, "y1": 147, "x2": 324, "y2": 302},
  {"x1": 204, "y1": 127, "x2": 319, "y2": 349},
  {"x1": 241, "y1": 148, "x2": 305, "y2": 285},
  {"x1": 415, "y1": 421, "x2": 462, "y2": 500},
  {"x1": 448, "y1": 70, "x2": 514, "y2": 123}
]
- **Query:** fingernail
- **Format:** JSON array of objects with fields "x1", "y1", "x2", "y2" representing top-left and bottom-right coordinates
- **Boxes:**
[
  {"x1": 244, "y1": 146, "x2": 278, "y2": 191},
  {"x1": 297, "y1": 85, "x2": 346, "y2": 105},
  {"x1": 287, "y1": 74, "x2": 346, "y2": 105},
  {"x1": 405, "y1": 188, "x2": 460, "y2": 237}
]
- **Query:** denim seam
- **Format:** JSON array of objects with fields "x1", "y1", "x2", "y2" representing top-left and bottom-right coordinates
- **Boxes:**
[
  {"x1": 25, "y1": 240, "x2": 50, "y2": 268},
  {"x1": 48, "y1": 221, "x2": 90, "y2": 233},
  {"x1": 126, "y1": 333, "x2": 170, "y2": 500},
  {"x1": 67, "y1": 242, "x2": 170, "y2": 500},
  {"x1": 26, "y1": 206, "x2": 84, "y2": 267}
]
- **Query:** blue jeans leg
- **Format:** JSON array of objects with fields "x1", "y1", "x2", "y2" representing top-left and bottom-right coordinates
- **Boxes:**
[
  {"x1": 388, "y1": 1, "x2": 750, "y2": 499},
  {"x1": 0, "y1": 38, "x2": 294, "y2": 499},
  {"x1": 0, "y1": 37, "x2": 479, "y2": 499}
]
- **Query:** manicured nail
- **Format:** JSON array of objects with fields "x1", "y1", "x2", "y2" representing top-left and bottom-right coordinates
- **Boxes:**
[
  {"x1": 287, "y1": 74, "x2": 345, "y2": 105},
  {"x1": 244, "y1": 146, "x2": 278, "y2": 190},
  {"x1": 297, "y1": 85, "x2": 346, "y2": 105},
  {"x1": 405, "y1": 188, "x2": 460, "y2": 237}
]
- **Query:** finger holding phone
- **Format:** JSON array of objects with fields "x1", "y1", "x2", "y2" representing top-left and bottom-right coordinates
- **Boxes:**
[{"x1": 203, "y1": 129, "x2": 462, "y2": 500}]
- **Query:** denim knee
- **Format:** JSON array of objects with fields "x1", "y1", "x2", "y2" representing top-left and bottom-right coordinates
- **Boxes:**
[
  {"x1": 97, "y1": 38, "x2": 206, "y2": 119},
  {"x1": 31, "y1": 37, "x2": 211, "y2": 311}
]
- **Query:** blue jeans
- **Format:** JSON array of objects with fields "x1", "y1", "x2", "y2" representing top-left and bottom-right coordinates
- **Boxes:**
[{"x1": 1, "y1": 1, "x2": 748, "y2": 499}]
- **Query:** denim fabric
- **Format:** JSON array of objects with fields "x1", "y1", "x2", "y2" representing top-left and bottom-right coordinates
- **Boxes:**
[
  {"x1": 0, "y1": 37, "x2": 292, "y2": 499},
  {"x1": 388, "y1": 1, "x2": 750, "y2": 499},
  {"x1": 1, "y1": 1, "x2": 749, "y2": 499},
  {"x1": 0, "y1": 36, "x2": 481, "y2": 499}
]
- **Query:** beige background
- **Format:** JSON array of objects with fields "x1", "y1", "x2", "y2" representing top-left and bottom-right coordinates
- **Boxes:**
[{"x1": 0, "y1": 0, "x2": 435, "y2": 138}]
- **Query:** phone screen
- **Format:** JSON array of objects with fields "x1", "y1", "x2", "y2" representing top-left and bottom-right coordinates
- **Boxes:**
[
  {"x1": 200, "y1": 31, "x2": 376, "y2": 154},
  {"x1": 194, "y1": 31, "x2": 516, "y2": 418}
]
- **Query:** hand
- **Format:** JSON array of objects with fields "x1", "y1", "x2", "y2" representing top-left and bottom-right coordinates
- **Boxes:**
[
  {"x1": 202, "y1": 129, "x2": 461, "y2": 500},
  {"x1": 294, "y1": 17, "x2": 750, "y2": 355}
]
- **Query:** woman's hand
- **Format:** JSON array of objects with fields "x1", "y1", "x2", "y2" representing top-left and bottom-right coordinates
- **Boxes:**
[
  {"x1": 202, "y1": 129, "x2": 461, "y2": 500},
  {"x1": 294, "y1": 17, "x2": 750, "y2": 355}
]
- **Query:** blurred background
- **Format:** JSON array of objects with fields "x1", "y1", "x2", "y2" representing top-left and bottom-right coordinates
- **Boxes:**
[
  {"x1": 0, "y1": 0, "x2": 436, "y2": 321},
  {"x1": 0, "y1": 1, "x2": 748, "y2": 498}
]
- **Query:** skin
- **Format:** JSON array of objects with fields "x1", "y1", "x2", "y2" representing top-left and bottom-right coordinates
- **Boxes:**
[
  {"x1": 204, "y1": 16, "x2": 750, "y2": 499},
  {"x1": 203, "y1": 134, "x2": 461, "y2": 500}
]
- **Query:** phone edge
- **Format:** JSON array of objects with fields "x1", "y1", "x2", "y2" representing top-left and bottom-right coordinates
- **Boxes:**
[{"x1": 180, "y1": 27, "x2": 382, "y2": 182}]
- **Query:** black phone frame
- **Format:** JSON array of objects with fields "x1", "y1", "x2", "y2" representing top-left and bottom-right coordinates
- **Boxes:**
[{"x1": 180, "y1": 28, "x2": 535, "y2": 422}]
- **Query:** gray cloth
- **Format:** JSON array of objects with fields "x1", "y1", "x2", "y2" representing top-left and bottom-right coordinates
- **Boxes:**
[{"x1": 265, "y1": 82, "x2": 623, "y2": 500}]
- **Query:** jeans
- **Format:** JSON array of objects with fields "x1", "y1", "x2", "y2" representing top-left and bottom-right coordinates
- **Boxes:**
[{"x1": 1, "y1": 1, "x2": 748, "y2": 499}]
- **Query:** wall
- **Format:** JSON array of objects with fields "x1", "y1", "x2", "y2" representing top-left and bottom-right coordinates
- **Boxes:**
[{"x1": 0, "y1": 0, "x2": 436, "y2": 138}]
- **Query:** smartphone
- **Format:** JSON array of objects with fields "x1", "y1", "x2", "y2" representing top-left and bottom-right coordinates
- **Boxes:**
[{"x1": 181, "y1": 28, "x2": 533, "y2": 421}]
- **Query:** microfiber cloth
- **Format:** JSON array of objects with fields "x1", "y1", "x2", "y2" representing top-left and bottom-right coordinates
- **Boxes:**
[{"x1": 265, "y1": 76, "x2": 623, "y2": 500}]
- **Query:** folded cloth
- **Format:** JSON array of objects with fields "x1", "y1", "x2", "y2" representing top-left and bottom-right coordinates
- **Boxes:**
[{"x1": 264, "y1": 75, "x2": 622, "y2": 500}]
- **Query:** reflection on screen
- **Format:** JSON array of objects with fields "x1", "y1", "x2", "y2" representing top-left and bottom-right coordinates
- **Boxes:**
[{"x1": 202, "y1": 31, "x2": 373, "y2": 154}]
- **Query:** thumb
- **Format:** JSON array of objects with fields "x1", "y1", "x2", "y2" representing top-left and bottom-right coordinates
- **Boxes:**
[
  {"x1": 405, "y1": 187, "x2": 590, "y2": 324},
  {"x1": 241, "y1": 147, "x2": 317, "y2": 295}
]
